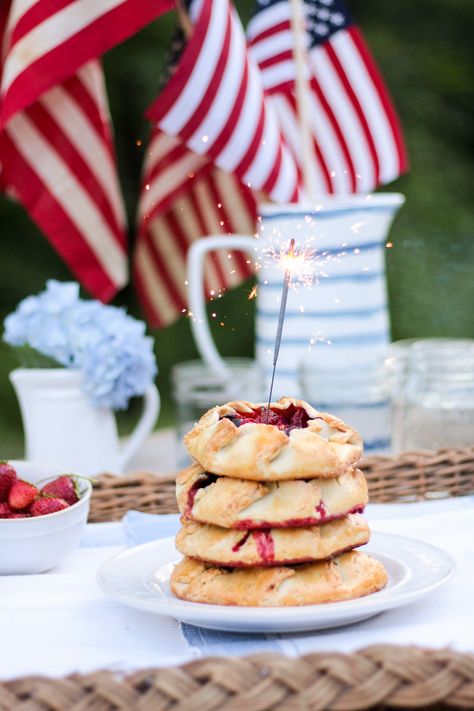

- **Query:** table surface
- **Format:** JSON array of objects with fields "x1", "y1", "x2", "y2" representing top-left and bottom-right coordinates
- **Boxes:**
[{"x1": 1, "y1": 495, "x2": 473, "y2": 681}]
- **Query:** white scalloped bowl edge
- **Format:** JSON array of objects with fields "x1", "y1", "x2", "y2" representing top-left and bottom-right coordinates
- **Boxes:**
[{"x1": 0, "y1": 460, "x2": 91, "y2": 574}]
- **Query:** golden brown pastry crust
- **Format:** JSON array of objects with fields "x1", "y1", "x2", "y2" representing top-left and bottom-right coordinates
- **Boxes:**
[
  {"x1": 176, "y1": 463, "x2": 368, "y2": 529},
  {"x1": 170, "y1": 551, "x2": 388, "y2": 606},
  {"x1": 184, "y1": 398, "x2": 362, "y2": 480},
  {"x1": 175, "y1": 514, "x2": 369, "y2": 567}
]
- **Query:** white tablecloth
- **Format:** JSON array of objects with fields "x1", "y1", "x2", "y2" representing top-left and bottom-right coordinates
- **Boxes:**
[{"x1": 1, "y1": 496, "x2": 473, "y2": 680}]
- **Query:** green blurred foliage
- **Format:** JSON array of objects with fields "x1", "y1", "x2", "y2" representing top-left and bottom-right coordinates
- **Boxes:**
[{"x1": 0, "y1": 0, "x2": 473, "y2": 455}]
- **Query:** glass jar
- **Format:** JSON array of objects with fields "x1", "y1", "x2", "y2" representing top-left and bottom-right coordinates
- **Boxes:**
[
  {"x1": 172, "y1": 358, "x2": 265, "y2": 467},
  {"x1": 389, "y1": 339, "x2": 474, "y2": 451},
  {"x1": 300, "y1": 358, "x2": 391, "y2": 454},
  {"x1": 386, "y1": 338, "x2": 419, "y2": 451}
]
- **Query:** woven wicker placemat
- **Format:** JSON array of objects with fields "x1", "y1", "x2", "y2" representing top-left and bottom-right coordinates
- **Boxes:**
[
  {"x1": 1, "y1": 646, "x2": 473, "y2": 710},
  {"x1": 3, "y1": 446, "x2": 474, "y2": 710},
  {"x1": 89, "y1": 446, "x2": 474, "y2": 523}
]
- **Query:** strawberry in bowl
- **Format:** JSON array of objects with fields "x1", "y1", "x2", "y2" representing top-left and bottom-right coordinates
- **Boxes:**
[{"x1": 0, "y1": 461, "x2": 92, "y2": 574}]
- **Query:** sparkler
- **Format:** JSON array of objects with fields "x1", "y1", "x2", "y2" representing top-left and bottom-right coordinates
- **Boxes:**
[{"x1": 265, "y1": 238, "x2": 295, "y2": 421}]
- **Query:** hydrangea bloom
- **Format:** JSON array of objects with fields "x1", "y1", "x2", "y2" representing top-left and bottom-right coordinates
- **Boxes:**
[{"x1": 3, "y1": 281, "x2": 158, "y2": 410}]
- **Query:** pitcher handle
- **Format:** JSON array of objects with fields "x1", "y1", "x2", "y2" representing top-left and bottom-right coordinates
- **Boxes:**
[
  {"x1": 187, "y1": 235, "x2": 256, "y2": 376},
  {"x1": 118, "y1": 384, "x2": 160, "y2": 471}
]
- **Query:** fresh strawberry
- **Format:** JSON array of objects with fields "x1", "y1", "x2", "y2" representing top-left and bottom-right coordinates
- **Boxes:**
[
  {"x1": 8, "y1": 480, "x2": 39, "y2": 510},
  {"x1": 4, "y1": 512, "x2": 30, "y2": 519},
  {"x1": 0, "y1": 461, "x2": 17, "y2": 502},
  {"x1": 30, "y1": 497, "x2": 69, "y2": 517},
  {"x1": 41, "y1": 475, "x2": 79, "y2": 506},
  {"x1": 0, "y1": 502, "x2": 14, "y2": 517}
]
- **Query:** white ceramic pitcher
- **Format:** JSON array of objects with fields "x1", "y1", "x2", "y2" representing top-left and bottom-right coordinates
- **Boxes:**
[
  {"x1": 10, "y1": 368, "x2": 160, "y2": 475},
  {"x1": 188, "y1": 195, "x2": 404, "y2": 397}
]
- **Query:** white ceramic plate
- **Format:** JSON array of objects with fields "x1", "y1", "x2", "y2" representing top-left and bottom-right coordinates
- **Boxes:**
[{"x1": 97, "y1": 533, "x2": 454, "y2": 633}]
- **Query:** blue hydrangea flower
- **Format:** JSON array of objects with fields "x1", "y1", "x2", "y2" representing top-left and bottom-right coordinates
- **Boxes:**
[
  {"x1": 3, "y1": 280, "x2": 158, "y2": 410},
  {"x1": 4, "y1": 281, "x2": 80, "y2": 365}
]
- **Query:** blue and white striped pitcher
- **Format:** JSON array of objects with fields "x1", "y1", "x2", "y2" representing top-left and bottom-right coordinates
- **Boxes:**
[{"x1": 188, "y1": 194, "x2": 404, "y2": 398}]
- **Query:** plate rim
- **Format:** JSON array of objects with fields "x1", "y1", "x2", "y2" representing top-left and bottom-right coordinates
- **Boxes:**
[{"x1": 96, "y1": 531, "x2": 455, "y2": 622}]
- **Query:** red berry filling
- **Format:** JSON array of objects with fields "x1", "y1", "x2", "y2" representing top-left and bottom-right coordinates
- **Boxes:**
[
  {"x1": 186, "y1": 473, "x2": 218, "y2": 515},
  {"x1": 315, "y1": 502, "x2": 328, "y2": 519},
  {"x1": 225, "y1": 404, "x2": 315, "y2": 434},
  {"x1": 231, "y1": 529, "x2": 275, "y2": 563},
  {"x1": 235, "y1": 504, "x2": 365, "y2": 530},
  {"x1": 253, "y1": 530, "x2": 275, "y2": 563},
  {"x1": 231, "y1": 530, "x2": 251, "y2": 552}
]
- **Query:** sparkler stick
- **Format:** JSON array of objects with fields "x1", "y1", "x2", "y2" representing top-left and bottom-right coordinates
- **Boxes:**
[{"x1": 265, "y1": 238, "x2": 295, "y2": 421}]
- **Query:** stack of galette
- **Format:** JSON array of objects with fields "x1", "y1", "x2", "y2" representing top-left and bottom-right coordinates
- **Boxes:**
[{"x1": 171, "y1": 397, "x2": 387, "y2": 606}]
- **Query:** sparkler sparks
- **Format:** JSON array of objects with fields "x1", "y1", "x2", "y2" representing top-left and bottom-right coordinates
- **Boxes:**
[
  {"x1": 266, "y1": 242, "x2": 318, "y2": 288},
  {"x1": 248, "y1": 285, "x2": 258, "y2": 300},
  {"x1": 258, "y1": 227, "x2": 352, "y2": 413},
  {"x1": 265, "y1": 238, "x2": 295, "y2": 421},
  {"x1": 213, "y1": 212, "x2": 375, "y2": 401},
  {"x1": 253, "y1": 222, "x2": 338, "y2": 291}
]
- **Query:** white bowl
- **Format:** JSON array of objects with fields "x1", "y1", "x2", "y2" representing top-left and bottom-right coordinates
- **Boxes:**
[{"x1": 0, "y1": 461, "x2": 92, "y2": 575}]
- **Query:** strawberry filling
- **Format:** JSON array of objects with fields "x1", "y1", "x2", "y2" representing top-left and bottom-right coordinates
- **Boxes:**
[
  {"x1": 315, "y1": 502, "x2": 328, "y2": 518},
  {"x1": 253, "y1": 530, "x2": 275, "y2": 563},
  {"x1": 235, "y1": 504, "x2": 365, "y2": 530},
  {"x1": 196, "y1": 541, "x2": 365, "y2": 568},
  {"x1": 231, "y1": 529, "x2": 275, "y2": 563},
  {"x1": 225, "y1": 404, "x2": 315, "y2": 434},
  {"x1": 186, "y1": 473, "x2": 218, "y2": 515},
  {"x1": 231, "y1": 530, "x2": 251, "y2": 552}
]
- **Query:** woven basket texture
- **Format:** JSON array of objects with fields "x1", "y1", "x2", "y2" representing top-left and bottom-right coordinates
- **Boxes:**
[
  {"x1": 89, "y1": 446, "x2": 474, "y2": 522},
  {"x1": 1, "y1": 646, "x2": 473, "y2": 710}
]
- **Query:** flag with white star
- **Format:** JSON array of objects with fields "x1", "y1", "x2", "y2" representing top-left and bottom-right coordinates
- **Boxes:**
[{"x1": 248, "y1": 0, "x2": 408, "y2": 193}]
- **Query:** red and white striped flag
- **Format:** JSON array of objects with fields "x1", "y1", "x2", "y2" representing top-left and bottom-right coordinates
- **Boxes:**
[
  {"x1": 0, "y1": 0, "x2": 172, "y2": 301},
  {"x1": 135, "y1": 0, "x2": 301, "y2": 328},
  {"x1": 135, "y1": 159, "x2": 257, "y2": 328},
  {"x1": 247, "y1": 0, "x2": 408, "y2": 194},
  {"x1": 0, "y1": 60, "x2": 128, "y2": 300},
  {"x1": 0, "y1": 0, "x2": 173, "y2": 128}
]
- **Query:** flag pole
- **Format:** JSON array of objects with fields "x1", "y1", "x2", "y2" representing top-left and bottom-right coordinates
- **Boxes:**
[
  {"x1": 289, "y1": 0, "x2": 318, "y2": 203},
  {"x1": 175, "y1": 0, "x2": 193, "y2": 38}
]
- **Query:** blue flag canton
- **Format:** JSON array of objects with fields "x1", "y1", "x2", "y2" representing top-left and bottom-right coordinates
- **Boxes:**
[
  {"x1": 304, "y1": 0, "x2": 353, "y2": 47},
  {"x1": 161, "y1": 0, "x2": 196, "y2": 88},
  {"x1": 254, "y1": 0, "x2": 353, "y2": 48},
  {"x1": 159, "y1": 30, "x2": 185, "y2": 89}
]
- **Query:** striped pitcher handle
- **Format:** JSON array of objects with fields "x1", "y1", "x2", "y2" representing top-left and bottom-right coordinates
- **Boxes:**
[{"x1": 187, "y1": 235, "x2": 255, "y2": 376}]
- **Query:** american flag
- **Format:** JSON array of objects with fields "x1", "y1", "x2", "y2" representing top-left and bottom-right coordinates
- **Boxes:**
[
  {"x1": 0, "y1": 0, "x2": 173, "y2": 127},
  {"x1": 134, "y1": 162, "x2": 257, "y2": 327},
  {"x1": 134, "y1": 0, "x2": 301, "y2": 328},
  {"x1": 247, "y1": 0, "x2": 408, "y2": 194},
  {"x1": 0, "y1": 0, "x2": 172, "y2": 301}
]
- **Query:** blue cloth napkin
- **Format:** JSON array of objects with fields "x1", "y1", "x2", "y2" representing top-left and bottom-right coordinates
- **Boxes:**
[
  {"x1": 80, "y1": 512, "x2": 180, "y2": 548},
  {"x1": 122, "y1": 510, "x2": 181, "y2": 545}
]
